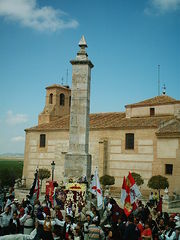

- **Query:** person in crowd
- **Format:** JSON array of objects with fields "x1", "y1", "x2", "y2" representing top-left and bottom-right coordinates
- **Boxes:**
[
  {"x1": 44, "y1": 195, "x2": 52, "y2": 209},
  {"x1": 147, "y1": 213, "x2": 158, "y2": 239},
  {"x1": 175, "y1": 221, "x2": 180, "y2": 240},
  {"x1": 91, "y1": 206, "x2": 100, "y2": 226},
  {"x1": 141, "y1": 222, "x2": 152, "y2": 240},
  {"x1": 103, "y1": 224, "x2": 113, "y2": 240},
  {"x1": 123, "y1": 214, "x2": 140, "y2": 240},
  {"x1": 21, "y1": 206, "x2": 34, "y2": 235},
  {"x1": 0, "y1": 205, "x2": 12, "y2": 235},
  {"x1": 154, "y1": 192, "x2": 159, "y2": 206},
  {"x1": 159, "y1": 221, "x2": 177, "y2": 240},
  {"x1": 74, "y1": 222, "x2": 84, "y2": 240},
  {"x1": 112, "y1": 215, "x2": 125, "y2": 240},
  {"x1": 2, "y1": 185, "x2": 180, "y2": 240},
  {"x1": 83, "y1": 212, "x2": 93, "y2": 240},
  {"x1": 134, "y1": 217, "x2": 144, "y2": 240},
  {"x1": 149, "y1": 192, "x2": 154, "y2": 206},
  {"x1": 9, "y1": 211, "x2": 20, "y2": 234},
  {"x1": 157, "y1": 218, "x2": 166, "y2": 237},
  {"x1": 88, "y1": 218, "x2": 105, "y2": 240}
]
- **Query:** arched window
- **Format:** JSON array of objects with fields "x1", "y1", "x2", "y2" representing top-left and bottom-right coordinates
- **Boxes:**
[
  {"x1": 60, "y1": 93, "x2": 65, "y2": 106},
  {"x1": 49, "y1": 93, "x2": 53, "y2": 104}
]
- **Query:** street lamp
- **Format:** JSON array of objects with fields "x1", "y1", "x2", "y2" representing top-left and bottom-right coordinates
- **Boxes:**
[{"x1": 51, "y1": 161, "x2": 55, "y2": 182}]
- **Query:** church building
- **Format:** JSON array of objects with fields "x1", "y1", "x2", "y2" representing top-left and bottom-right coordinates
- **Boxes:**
[
  {"x1": 22, "y1": 38, "x2": 180, "y2": 195},
  {"x1": 23, "y1": 85, "x2": 180, "y2": 194}
]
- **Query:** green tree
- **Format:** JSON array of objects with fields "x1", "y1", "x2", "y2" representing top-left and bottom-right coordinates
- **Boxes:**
[
  {"x1": 100, "y1": 175, "x2": 115, "y2": 187},
  {"x1": 0, "y1": 160, "x2": 23, "y2": 188},
  {"x1": 38, "y1": 168, "x2": 51, "y2": 187},
  {"x1": 148, "y1": 175, "x2": 169, "y2": 197},
  {"x1": 131, "y1": 172, "x2": 144, "y2": 186}
]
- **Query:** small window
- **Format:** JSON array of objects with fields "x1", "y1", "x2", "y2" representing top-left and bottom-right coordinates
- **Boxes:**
[
  {"x1": 60, "y1": 93, "x2": 65, "y2": 106},
  {"x1": 165, "y1": 164, "x2": 173, "y2": 175},
  {"x1": 150, "y1": 107, "x2": 155, "y2": 116},
  {"x1": 125, "y1": 133, "x2": 134, "y2": 149},
  {"x1": 49, "y1": 93, "x2": 53, "y2": 104},
  {"x1": 40, "y1": 134, "x2": 46, "y2": 148},
  {"x1": 69, "y1": 96, "x2": 71, "y2": 107}
]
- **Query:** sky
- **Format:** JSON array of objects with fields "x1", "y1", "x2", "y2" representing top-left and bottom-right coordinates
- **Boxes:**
[{"x1": 0, "y1": 0, "x2": 180, "y2": 154}]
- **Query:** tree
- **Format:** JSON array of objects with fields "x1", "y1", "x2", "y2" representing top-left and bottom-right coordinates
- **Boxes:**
[
  {"x1": 148, "y1": 175, "x2": 169, "y2": 196},
  {"x1": 38, "y1": 168, "x2": 51, "y2": 187},
  {"x1": 100, "y1": 175, "x2": 115, "y2": 187},
  {"x1": 131, "y1": 172, "x2": 144, "y2": 186}
]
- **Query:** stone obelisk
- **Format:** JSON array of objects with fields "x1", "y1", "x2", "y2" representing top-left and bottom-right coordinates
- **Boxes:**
[{"x1": 64, "y1": 36, "x2": 94, "y2": 181}]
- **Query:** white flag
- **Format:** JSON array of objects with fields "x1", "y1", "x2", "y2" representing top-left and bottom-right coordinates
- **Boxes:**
[
  {"x1": 128, "y1": 172, "x2": 141, "y2": 204},
  {"x1": 90, "y1": 169, "x2": 103, "y2": 209},
  {"x1": 120, "y1": 176, "x2": 128, "y2": 206}
]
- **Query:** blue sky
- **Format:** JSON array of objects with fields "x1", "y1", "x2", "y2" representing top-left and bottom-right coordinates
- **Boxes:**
[{"x1": 0, "y1": 0, "x2": 180, "y2": 154}]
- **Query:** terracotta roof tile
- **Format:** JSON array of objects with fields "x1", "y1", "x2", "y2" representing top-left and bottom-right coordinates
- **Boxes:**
[
  {"x1": 125, "y1": 95, "x2": 180, "y2": 108},
  {"x1": 156, "y1": 119, "x2": 180, "y2": 136},
  {"x1": 26, "y1": 112, "x2": 174, "y2": 132},
  {"x1": 46, "y1": 84, "x2": 70, "y2": 90}
]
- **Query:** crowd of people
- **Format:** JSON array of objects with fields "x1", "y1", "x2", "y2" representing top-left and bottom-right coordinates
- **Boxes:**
[{"x1": 0, "y1": 187, "x2": 179, "y2": 240}]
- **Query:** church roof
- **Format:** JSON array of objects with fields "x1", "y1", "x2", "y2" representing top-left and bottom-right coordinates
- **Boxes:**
[
  {"x1": 156, "y1": 118, "x2": 180, "y2": 136},
  {"x1": 26, "y1": 113, "x2": 174, "y2": 132},
  {"x1": 125, "y1": 95, "x2": 180, "y2": 108},
  {"x1": 46, "y1": 84, "x2": 70, "y2": 90}
]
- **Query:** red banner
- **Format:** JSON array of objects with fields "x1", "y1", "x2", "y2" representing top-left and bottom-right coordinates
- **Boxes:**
[{"x1": 46, "y1": 181, "x2": 55, "y2": 206}]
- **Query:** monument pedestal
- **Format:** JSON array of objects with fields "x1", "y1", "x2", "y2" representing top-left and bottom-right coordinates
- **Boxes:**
[{"x1": 64, "y1": 153, "x2": 92, "y2": 182}]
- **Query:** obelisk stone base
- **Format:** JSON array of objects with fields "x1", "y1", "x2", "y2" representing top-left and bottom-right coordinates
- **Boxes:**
[{"x1": 64, "y1": 153, "x2": 91, "y2": 182}]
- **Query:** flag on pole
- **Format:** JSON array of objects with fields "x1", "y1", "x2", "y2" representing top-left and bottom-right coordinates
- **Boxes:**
[
  {"x1": 127, "y1": 172, "x2": 141, "y2": 204},
  {"x1": 120, "y1": 176, "x2": 128, "y2": 205},
  {"x1": 120, "y1": 176, "x2": 132, "y2": 217},
  {"x1": 90, "y1": 169, "x2": 103, "y2": 209},
  {"x1": 29, "y1": 170, "x2": 40, "y2": 204},
  {"x1": 124, "y1": 194, "x2": 133, "y2": 217}
]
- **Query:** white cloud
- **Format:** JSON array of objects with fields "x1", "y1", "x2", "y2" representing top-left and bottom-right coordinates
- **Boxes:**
[
  {"x1": 0, "y1": 0, "x2": 78, "y2": 32},
  {"x1": 6, "y1": 110, "x2": 28, "y2": 125},
  {"x1": 11, "y1": 136, "x2": 25, "y2": 142},
  {"x1": 145, "y1": 0, "x2": 180, "y2": 15}
]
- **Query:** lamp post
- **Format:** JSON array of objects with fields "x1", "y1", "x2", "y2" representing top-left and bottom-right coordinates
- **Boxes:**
[{"x1": 51, "y1": 161, "x2": 55, "y2": 182}]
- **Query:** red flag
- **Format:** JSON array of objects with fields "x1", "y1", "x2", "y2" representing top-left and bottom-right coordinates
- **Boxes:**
[{"x1": 124, "y1": 194, "x2": 132, "y2": 217}]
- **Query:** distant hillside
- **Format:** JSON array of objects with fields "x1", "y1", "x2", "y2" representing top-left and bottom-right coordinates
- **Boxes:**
[{"x1": 0, "y1": 153, "x2": 24, "y2": 159}]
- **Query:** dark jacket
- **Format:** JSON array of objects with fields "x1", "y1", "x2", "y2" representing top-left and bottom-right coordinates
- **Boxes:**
[{"x1": 123, "y1": 222, "x2": 140, "y2": 240}]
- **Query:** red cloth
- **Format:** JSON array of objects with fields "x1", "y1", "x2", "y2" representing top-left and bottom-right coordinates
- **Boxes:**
[
  {"x1": 156, "y1": 197, "x2": 162, "y2": 212},
  {"x1": 43, "y1": 206, "x2": 50, "y2": 216},
  {"x1": 137, "y1": 223, "x2": 144, "y2": 240},
  {"x1": 142, "y1": 228, "x2": 152, "y2": 237},
  {"x1": 57, "y1": 210, "x2": 63, "y2": 220},
  {"x1": 19, "y1": 207, "x2": 25, "y2": 218},
  {"x1": 124, "y1": 194, "x2": 132, "y2": 217},
  {"x1": 111, "y1": 204, "x2": 123, "y2": 223}
]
